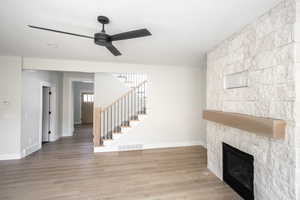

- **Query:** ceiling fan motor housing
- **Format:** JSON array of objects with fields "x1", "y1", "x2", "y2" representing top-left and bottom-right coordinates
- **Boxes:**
[{"x1": 94, "y1": 33, "x2": 111, "y2": 46}]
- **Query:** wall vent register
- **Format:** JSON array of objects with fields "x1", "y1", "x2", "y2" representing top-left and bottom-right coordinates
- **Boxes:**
[{"x1": 224, "y1": 70, "x2": 249, "y2": 89}]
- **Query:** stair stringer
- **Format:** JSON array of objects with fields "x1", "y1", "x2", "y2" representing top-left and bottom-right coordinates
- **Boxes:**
[{"x1": 94, "y1": 114, "x2": 148, "y2": 152}]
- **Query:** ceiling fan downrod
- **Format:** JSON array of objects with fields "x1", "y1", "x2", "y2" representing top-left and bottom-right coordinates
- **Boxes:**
[{"x1": 97, "y1": 16, "x2": 109, "y2": 33}]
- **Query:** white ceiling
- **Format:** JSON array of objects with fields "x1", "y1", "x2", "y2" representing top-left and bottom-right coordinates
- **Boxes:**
[{"x1": 0, "y1": 0, "x2": 280, "y2": 67}]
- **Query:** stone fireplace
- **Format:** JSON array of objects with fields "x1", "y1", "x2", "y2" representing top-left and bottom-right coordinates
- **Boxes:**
[{"x1": 206, "y1": 0, "x2": 299, "y2": 199}]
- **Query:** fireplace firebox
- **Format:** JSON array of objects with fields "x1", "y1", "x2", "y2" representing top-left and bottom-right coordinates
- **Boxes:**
[{"x1": 223, "y1": 143, "x2": 254, "y2": 200}]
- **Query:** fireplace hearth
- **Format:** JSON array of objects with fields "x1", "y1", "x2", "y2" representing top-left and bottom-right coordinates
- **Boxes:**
[{"x1": 223, "y1": 143, "x2": 254, "y2": 200}]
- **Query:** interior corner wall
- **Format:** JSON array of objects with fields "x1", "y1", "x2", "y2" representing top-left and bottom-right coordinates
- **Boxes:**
[
  {"x1": 200, "y1": 55, "x2": 207, "y2": 147},
  {"x1": 21, "y1": 70, "x2": 63, "y2": 157},
  {"x1": 0, "y1": 56, "x2": 22, "y2": 160}
]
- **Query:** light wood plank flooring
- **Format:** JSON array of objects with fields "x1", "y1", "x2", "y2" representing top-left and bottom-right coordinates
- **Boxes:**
[{"x1": 0, "y1": 125, "x2": 240, "y2": 200}]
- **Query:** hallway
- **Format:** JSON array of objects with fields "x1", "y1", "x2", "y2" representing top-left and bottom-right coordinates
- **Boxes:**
[{"x1": 0, "y1": 126, "x2": 239, "y2": 200}]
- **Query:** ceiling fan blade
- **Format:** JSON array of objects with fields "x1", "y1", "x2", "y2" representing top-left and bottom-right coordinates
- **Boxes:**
[
  {"x1": 106, "y1": 44, "x2": 121, "y2": 56},
  {"x1": 110, "y1": 29, "x2": 151, "y2": 41},
  {"x1": 28, "y1": 25, "x2": 94, "y2": 39}
]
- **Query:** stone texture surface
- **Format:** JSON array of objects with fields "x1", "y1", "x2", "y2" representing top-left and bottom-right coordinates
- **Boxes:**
[
  {"x1": 206, "y1": 0, "x2": 298, "y2": 199},
  {"x1": 295, "y1": 0, "x2": 300, "y2": 199}
]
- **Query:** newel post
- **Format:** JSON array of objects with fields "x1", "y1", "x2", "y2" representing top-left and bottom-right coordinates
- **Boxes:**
[{"x1": 93, "y1": 107, "x2": 102, "y2": 147}]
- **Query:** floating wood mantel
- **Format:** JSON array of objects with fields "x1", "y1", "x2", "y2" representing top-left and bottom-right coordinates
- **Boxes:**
[{"x1": 203, "y1": 110, "x2": 286, "y2": 140}]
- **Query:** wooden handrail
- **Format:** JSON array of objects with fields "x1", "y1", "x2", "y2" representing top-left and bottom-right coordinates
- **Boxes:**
[
  {"x1": 102, "y1": 80, "x2": 148, "y2": 112},
  {"x1": 95, "y1": 78, "x2": 148, "y2": 143},
  {"x1": 92, "y1": 78, "x2": 148, "y2": 146}
]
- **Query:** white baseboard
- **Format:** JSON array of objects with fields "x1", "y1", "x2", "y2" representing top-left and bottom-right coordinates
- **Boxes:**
[
  {"x1": 144, "y1": 141, "x2": 205, "y2": 150},
  {"x1": 61, "y1": 132, "x2": 73, "y2": 137},
  {"x1": 94, "y1": 141, "x2": 205, "y2": 153},
  {"x1": 0, "y1": 153, "x2": 22, "y2": 160},
  {"x1": 50, "y1": 135, "x2": 60, "y2": 142},
  {"x1": 61, "y1": 135, "x2": 73, "y2": 138},
  {"x1": 22, "y1": 143, "x2": 41, "y2": 158},
  {"x1": 0, "y1": 143, "x2": 42, "y2": 160}
]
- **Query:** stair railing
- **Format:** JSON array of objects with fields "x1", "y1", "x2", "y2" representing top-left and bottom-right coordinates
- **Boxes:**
[
  {"x1": 93, "y1": 80, "x2": 147, "y2": 146},
  {"x1": 114, "y1": 72, "x2": 147, "y2": 88}
]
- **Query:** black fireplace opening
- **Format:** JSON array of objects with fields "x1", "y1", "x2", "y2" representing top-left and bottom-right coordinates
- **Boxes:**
[{"x1": 223, "y1": 143, "x2": 254, "y2": 200}]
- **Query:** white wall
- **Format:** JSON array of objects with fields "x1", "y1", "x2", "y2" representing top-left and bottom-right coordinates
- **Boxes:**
[
  {"x1": 0, "y1": 56, "x2": 205, "y2": 160},
  {"x1": 98, "y1": 68, "x2": 204, "y2": 147},
  {"x1": 21, "y1": 70, "x2": 63, "y2": 156},
  {"x1": 73, "y1": 81, "x2": 94, "y2": 124},
  {"x1": 23, "y1": 58, "x2": 207, "y2": 147},
  {"x1": 0, "y1": 56, "x2": 22, "y2": 160},
  {"x1": 199, "y1": 55, "x2": 207, "y2": 146},
  {"x1": 62, "y1": 72, "x2": 94, "y2": 136},
  {"x1": 94, "y1": 73, "x2": 129, "y2": 108}
]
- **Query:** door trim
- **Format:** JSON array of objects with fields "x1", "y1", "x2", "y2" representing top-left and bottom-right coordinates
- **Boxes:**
[{"x1": 39, "y1": 81, "x2": 57, "y2": 147}]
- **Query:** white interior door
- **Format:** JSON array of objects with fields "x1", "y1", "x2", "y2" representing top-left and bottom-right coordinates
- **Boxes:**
[{"x1": 42, "y1": 87, "x2": 51, "y2": 142}]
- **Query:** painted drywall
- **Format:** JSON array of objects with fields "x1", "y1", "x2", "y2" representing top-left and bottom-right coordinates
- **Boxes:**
[
  {"x1": 62, "y1": 72, "x2": 94, "y2": 136},
  {"x1": 21, "y1": 70, "x2": 63, "y2": 156},
  {"x1": 73, "y1": 81, "x2": 94, "y2": 124},
  {"x1": 94, "y1": 73, "x2": 129, "y2": 108},
  {"x1": 23, "y1": 58, "x2": 207, "y2": 147},
  {"x1": 0, "y1": 56, "x2": 22, "y2": 160},
  {"x1": 23, "y1": 57, "x2": 195, "y2": 72},
  {"x1": 199, "y1": 55, "x2": 207, "y2": 146},
  {"x1": 96, "y1": 68, "x2": 205, "y2": 147}
]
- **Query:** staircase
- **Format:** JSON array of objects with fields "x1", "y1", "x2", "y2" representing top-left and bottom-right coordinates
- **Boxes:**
[{"x1": 93, "y1": 80, "x2": 147, "y2": 147}]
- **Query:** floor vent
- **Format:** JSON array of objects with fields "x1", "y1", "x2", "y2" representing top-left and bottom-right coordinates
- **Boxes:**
[{"x1": 118, "y1": 144, "x2": 143, "y2": 151}]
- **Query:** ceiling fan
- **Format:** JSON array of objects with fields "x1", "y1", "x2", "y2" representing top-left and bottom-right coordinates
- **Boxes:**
[{"x1": 28, "y1": 16, "x2": 152, "y2": 56}]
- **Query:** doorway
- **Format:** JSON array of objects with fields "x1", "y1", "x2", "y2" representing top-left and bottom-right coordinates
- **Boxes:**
[
  {"x1": 42, "y1": 86, "x2": 51, "y2": 143},
  {"x1": 81, "y1": 93, "x2": 94, "y2": 124},
  {"x1": 72, "y1": 81, "x2": 94, "y2": 129}
]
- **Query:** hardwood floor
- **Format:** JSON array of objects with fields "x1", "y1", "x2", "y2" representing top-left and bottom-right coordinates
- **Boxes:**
[{"x1": 0, "y1": 125, "x2": 240, "y2": 200}]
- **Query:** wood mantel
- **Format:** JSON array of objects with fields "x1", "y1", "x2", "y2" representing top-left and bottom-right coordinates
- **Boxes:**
[{"x1": 203, "y1": 110, "x2": 286, "y2": 140}]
